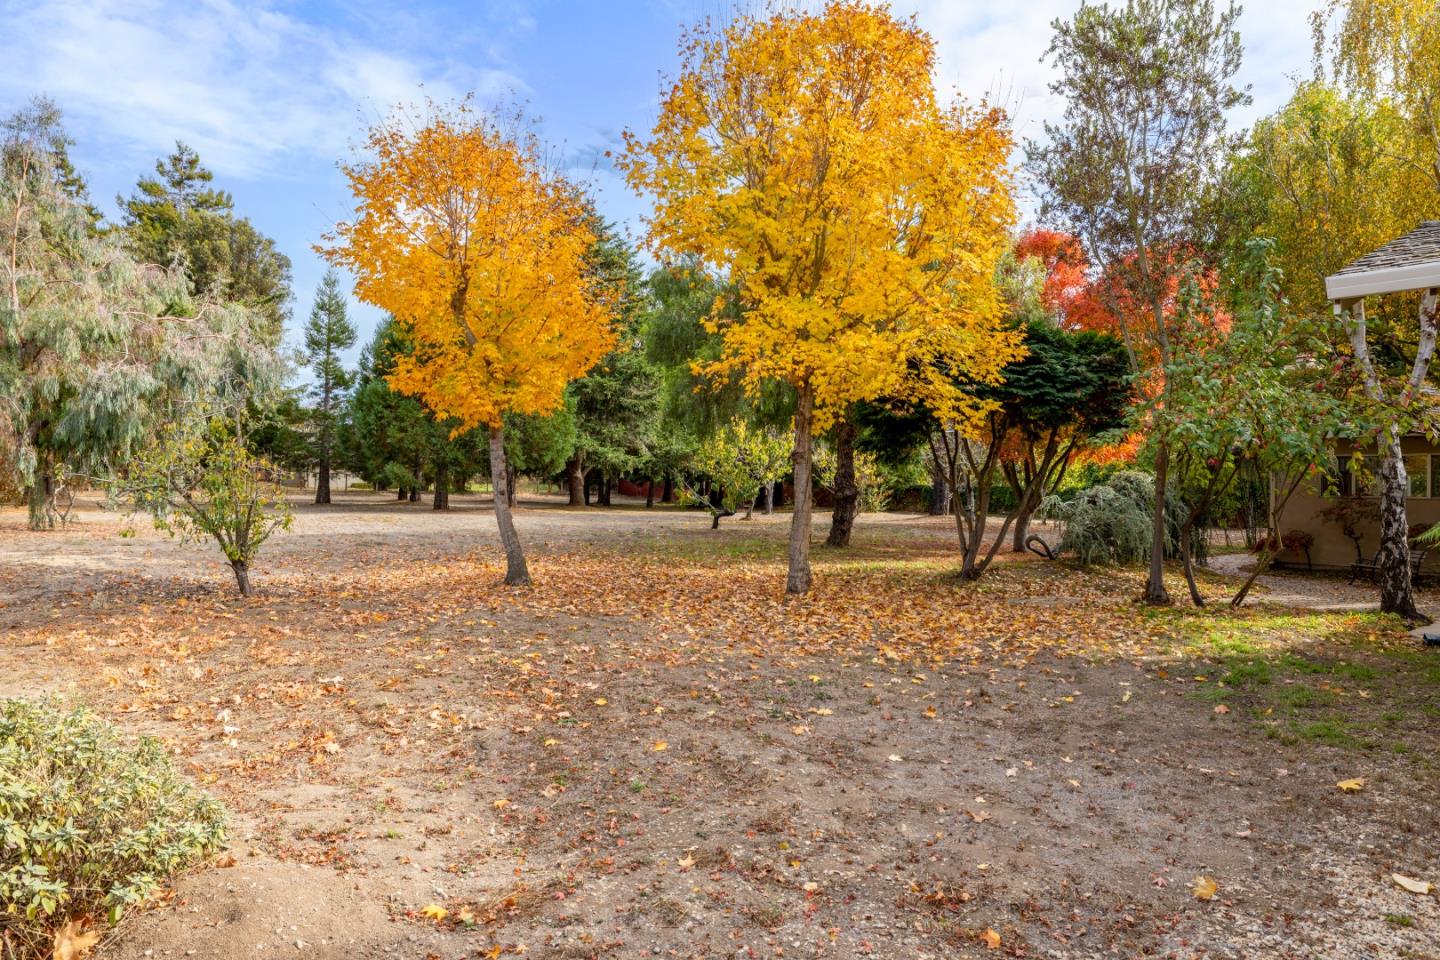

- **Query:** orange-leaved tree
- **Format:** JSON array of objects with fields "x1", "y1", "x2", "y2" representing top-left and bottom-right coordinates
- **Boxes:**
[
  {"x1": 322, "y1": 101, "x2": 612, "y2": 586},
  {"x1": 620, "y1": 1, "x2": 1019, "y2": 594}
]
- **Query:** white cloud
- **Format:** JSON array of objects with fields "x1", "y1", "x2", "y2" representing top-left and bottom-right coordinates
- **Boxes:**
[{"x1": 0, "y1": 0, "x2": 526, "y2": 179}]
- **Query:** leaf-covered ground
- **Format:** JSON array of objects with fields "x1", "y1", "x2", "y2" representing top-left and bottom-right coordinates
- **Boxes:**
[{"x1": 1, "y1": 493, "x2": 1437, "y2": 959}]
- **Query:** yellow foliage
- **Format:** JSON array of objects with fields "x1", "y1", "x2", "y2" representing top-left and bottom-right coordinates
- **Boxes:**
[
  {"x1": 619, "y1": 1, "x2": 1021, "y2": 432},
  {"x1": 321, "y1": 100, "x2": 613, "y2": 430}
]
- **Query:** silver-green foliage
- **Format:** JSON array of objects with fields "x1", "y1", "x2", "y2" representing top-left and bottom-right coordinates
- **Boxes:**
[
  {"x1": 1040, "y1": 470, "x2": 1156, "y2": 566},
  {"x1": 0, "y1": 699, "x2": 225, "y2": 956},
  {"x1": 1, "y1": 98, "x2": 272, "y2": 529}
]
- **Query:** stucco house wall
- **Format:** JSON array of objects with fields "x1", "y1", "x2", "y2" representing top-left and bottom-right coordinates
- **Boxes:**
[{"x1": 1273, "y1": 436, "x2": 1440, "y2": 575}]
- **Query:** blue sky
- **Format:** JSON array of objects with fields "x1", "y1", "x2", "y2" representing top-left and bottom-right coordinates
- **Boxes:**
[{"x1": 0, "y1": 0, "x2": 1319, "y2": 369}]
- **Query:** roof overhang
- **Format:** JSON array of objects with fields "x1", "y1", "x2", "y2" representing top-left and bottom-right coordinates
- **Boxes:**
[{"x1": 1326, "y1": 260, "x2": 1440, "y2": 303}]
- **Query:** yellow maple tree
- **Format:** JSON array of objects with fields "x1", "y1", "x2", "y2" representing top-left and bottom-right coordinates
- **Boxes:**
[
  {"x1": 322, "y1": 100, "x2": 612, "y2": 585},
  {"x1": 619, "y1": 1, "x2": 1020, "y2": 593}
]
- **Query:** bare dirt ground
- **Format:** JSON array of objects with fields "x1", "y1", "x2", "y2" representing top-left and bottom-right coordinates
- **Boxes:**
[{"x1": 1, "y1": 492, "x2": 1438, "y2": 960}]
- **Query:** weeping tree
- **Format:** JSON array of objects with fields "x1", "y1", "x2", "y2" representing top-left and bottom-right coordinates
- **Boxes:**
[{"x1": 1, "y1": 98, "x2": 265, "y2": 530}]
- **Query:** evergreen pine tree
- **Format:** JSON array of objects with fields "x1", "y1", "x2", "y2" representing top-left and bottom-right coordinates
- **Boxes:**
[{"x1": 302, "y1": 269, "x2": 356, "y2": 504}]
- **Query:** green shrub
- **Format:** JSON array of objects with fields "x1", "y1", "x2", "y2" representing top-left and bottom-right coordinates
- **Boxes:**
[
  {"x1": 0, "y1": 699, "x2": 225, "y2": 957},
  {"x1": 1039, "y1": 469, "x2": 1188, "y2": 565}
]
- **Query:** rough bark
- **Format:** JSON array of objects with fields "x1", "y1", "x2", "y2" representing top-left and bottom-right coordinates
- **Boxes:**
[
  {"x1": 489, "y1": 424, "x2": 531, "y2": 587},
  {"x1": 315, "y1": 457, "x2": 332, "y2": 505},
  {"x1": 1376, "y1": 429, "x2": 1422, "y2": 620},
  {"x1": 929, "y1": 473, "x2": 950, "y2": 516},
  {"x1": 1342, "y1": 294, "x2": 1438, "y2": 622},
  {"x1": 566, "y1": 455, "x2": 585, "y2": 506},
  {"x1": 826, "y1": 417, "x2": 858, "y2": 548},
  {"x1": 761, "y1": 482, "x2": 772, "y2": 515},
  {"x1": 662, "y1": 476, "x2": 675, "y2": 504},
  {"x1": 433, "y1": 459, "x2": 449, "y2": 511},
  {"x1": 786, "y1": 384, "x2": 815, "y2": 595},
  {"x1": 506, "y1": 463, "x2": 517, "y2": 509},
  {"x1": 1144, "y1": 440, "x2": 1172, "y2": 604},
  {"x1": 645, "y1": 477, "x2": 656, "y2": 509},
  {"x1": 231, "y1": 560, "x2": 252, "y2": 597}
]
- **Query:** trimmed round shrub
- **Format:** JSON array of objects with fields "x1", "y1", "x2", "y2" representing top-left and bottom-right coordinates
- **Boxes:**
[{"x1": 0, "y1": 699, "x2": 225, "y2": 958}]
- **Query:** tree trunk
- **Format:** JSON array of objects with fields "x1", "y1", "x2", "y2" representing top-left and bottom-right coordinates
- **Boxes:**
[
  {"x1": 489, "y1": 424, "x2": 531, "y2": 587},
  {"x1": 826, "y1": 416, "x2": 858, "y2": 548},
  {"x1": 761, "y1": 482, "x2": 772, "y2": 516},
  {"x1": 786, "y1": 384, "x2": 815, "y2": 594},
  {"x1": 1376, "y1": 429, "x2": 1422, "y2": 620},
  {"x1": 433, "y1": 459, "x2": 449, "y2": 510},
  {"x1": 566, "y1": 455, "x2": 585, "y2": 506},
  {"x1": 1144, "y1": 440, "x2": 1172, "y2": 604},
  {"x1": 646, "y1": 477, "x2": 656, "y2": 509},
  {"x1": 1179, "y1": 523, "x2": 1204, "y2": 607},
  {"x1": 663, "y1": 476, "x2": 675, "y2": 504},
  {"x1": 601, "y1": 475, "x2": 612, "y2": 506},
  {"x1": 506, "y1": 463, "x2": 517, "y2": 509},
  {"x1": 231, "y1": 560, "x2": 252, "y2": 597},
  {"x1": 396, "y1": 487, "x2": 406, "y2": 501},
  {"x1": 773, "y1": 480, "x2": 784, "y2": 509},
  {"x1": 408, "y1": 484, "x2": 420, "y2": 503},
  {"x1": 930, "y1": 473, "x2": 950, "y2": 517},
  {"x1": 26, "y1": 452, "x2": 55, "y2": 530},
  {"x1": 315, "y1": 456, "x2": 332, "y2": 505}
]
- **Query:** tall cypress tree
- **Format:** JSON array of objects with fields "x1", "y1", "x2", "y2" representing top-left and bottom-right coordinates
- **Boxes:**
[
  {"x1": 303, "y1": 269, "x2": 356, "y2": 504},
  {"x1": 119, "y1": 142, "x2": 293, "y2": 345}
]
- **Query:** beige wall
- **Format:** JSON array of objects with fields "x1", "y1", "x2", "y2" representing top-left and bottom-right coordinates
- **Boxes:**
[{"x1": 1274, "y1": 436, "x2": 1440, "y2": 573}]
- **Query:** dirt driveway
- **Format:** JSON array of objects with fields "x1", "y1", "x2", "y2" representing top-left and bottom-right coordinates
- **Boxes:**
[{"x1": 1, "y1": 494, "x2": 1436, "y2": 959}]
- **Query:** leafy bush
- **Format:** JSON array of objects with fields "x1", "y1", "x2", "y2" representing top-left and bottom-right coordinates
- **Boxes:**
[{"x1": 0, "y1": 699, "x2": 226, "y2": 958}]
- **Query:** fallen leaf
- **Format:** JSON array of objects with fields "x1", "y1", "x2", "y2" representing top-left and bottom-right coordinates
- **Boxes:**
[
  {"x1": 980, "y1": 927, "x2": 1001, "y2": 949},
  {"x1": 1213, "y1": 704, "x2": 1229, "y2": 715},
  {"x1": 1191, "y1": 876, "x2": 1218, "y2": 901},
  {"x1": 492, "y1": 798, "x2": 510, "y2": 809},
  {"x1": 593, "y1": 698, "x2": 607, "y2": 706},
  {"x1": 652, "y1": 740, "x2": 668, "y2": 752},
  {"x1": 420, "y1": 903, "x2": 448, "y2": 921},
  {"x1": 802, "y1": 881, "x2": 819, "y2": 892},
  {"x1": 677, "y1": 855, "x2": 696, "y2": 870},
  {"x1": 967, "y1": 809, "x2": 991, "y2": 823},
  {"x1": 888, "y1": 754, "x2": 903, "y2": 762},
  {"x1": 53, "y1": 920, "x2": 100, "y2": 960},
  {"x1": 1336, "y1": 778, "x2": 1366, "y2": 793},
  {"x1": 1392, "y1": 874, "x2": 1434, "y2": 895}
]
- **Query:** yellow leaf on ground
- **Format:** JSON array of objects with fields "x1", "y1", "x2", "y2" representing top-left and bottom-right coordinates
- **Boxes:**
[
  {"x1": 980, "y1": 928, "x2": 1001, "y2": 949},
  {"x1": 652, "y1": 741, "x2": 668, "y2": 752},
  {"x1": 1392, "y1": 874, "x2": 1434, "y2": 895},
  {"x1": 420, "y1": 903, "x2": 448, "y2": 921},
  {"x1": 53, "y1": 920, "x2": 100, "y2": 960},
  {"x1": 677, "y1": 855, "x2": 696, "y2": 870},
  {"x1": 1336, "y1": 778, "x2": 1366, "y2": 793},
  {"x1": 1192, "y1": 876, "x2": 1218, "y2": 901}
]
